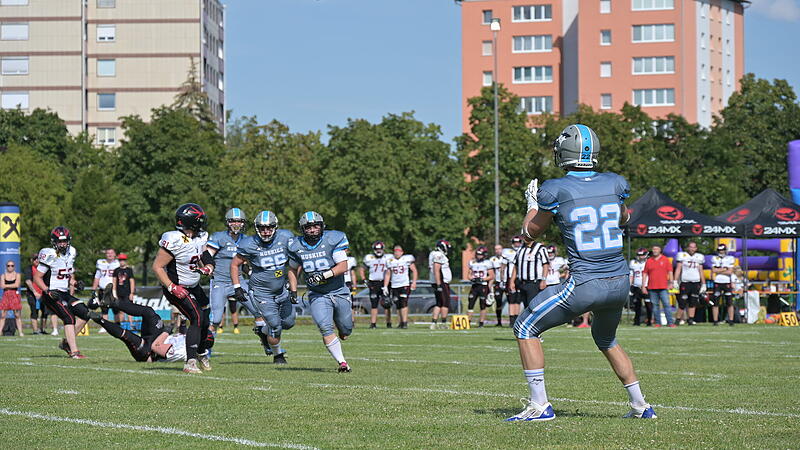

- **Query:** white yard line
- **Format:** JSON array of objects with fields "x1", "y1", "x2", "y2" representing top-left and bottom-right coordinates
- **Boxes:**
[
  {"x1": 0, "y1": 408, "x2": 317, "y2": 449},
  {"x1": 4, "y1": 360, "x2": 797, "y2": 419}
]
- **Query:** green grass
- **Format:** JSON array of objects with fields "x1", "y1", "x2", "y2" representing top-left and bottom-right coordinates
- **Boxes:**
[{"x1": 1, "y1": 320, "x2": 798, "y2": 449}]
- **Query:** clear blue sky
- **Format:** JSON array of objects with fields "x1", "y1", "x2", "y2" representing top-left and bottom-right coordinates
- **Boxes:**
[{"x1": 225, "y1": 0, "x2": 800, "y2": 144}]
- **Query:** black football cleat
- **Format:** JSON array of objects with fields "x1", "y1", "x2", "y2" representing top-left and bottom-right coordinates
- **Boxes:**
[{"x1": 273, "y1": 353, "x2": 287, "y2": 364}]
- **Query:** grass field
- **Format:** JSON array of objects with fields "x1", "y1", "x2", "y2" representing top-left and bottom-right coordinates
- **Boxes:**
[{"x1": 1, "y1": 320, "x2": 799, "y2": 449}]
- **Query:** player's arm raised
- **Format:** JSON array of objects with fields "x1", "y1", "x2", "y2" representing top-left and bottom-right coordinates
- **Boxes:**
[{"x1": 521, "y1": 179, "x2": 555, "y2": 242}]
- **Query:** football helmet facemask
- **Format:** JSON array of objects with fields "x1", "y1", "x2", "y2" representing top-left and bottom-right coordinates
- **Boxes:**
[
  {"x1": 225, "y1": 208, "x2": 247, "y2": 235},
  {"x1": 435, "y1": 239, "x2": 452, "y2": 254},
  {"x1": 475, "y1": 245, "x2": 488, "y2": 260},
  {"x1": 50, "y1": 226, "x2": 71, "y2": 255},
  {"x1": 298, "y1": 211, "x2": 324, "y2": 245},
  {"x1": 254, "y1": 211, "x2": 278, "y2": 243},
  {"x1": 372, "y1": 241, "x2": 385, "y2": 257}
]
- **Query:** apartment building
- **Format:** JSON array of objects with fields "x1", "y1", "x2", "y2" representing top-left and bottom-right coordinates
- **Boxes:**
[
  {"x1": 0, "y1": 0, "x2": 225, "y2": 145},
  {"x1": 461, "y1": 0, "x2": 744, "y2": 128}
]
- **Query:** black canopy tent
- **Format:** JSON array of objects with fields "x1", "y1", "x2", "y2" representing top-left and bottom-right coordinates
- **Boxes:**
[
  {"x1": 716, "y1": 189, "x2": 800, "y2": 293},
  {"x1": 624, "y1": 187, "x2": 741, "y2": 262}
]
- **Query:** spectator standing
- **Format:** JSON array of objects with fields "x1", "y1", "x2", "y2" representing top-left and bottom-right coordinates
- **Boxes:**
[
  {"x1": 642, "y1": 245, "x2": 675, "y2": 327},
  {"x1": 0, "y1": 260, "x2": 24, "y2": 336},
  {"x1": 111, "y1": 253, "x2": 136, "y2": 328},
  {"x1": 22, "y1": 254, "x2": 44, "y2": 334},
  {"x1": 673, "y1": 241, "x2": 705, "y2": 325},
  {"x1": 629, "y1": 248, "x2": 652, "y2": 326}
]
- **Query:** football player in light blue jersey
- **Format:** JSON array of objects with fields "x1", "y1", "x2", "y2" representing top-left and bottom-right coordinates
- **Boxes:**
[
  {"x1": 287, "y1": 211, "x2": 353, "y2": 373},
  {"x1": 205, "y1": 207, "x2": 248, "y2": 335},
  {"x1": 231, "y1": 211, "x2": 296, "y2": 364},
  {"x1": 506, "y1": 124, "x2": 656, "y2": 422}
]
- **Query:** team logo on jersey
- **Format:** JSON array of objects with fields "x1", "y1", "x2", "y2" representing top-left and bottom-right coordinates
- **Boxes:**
[
  {"x1": 636, "y1": 224, "x2": 648, "y2": 235},
  {"x1": 691, "y1": 224, "x2": 703, "y2": 235},
  {"x1": 752, "y1": 224, "x2": 764, "y2": 236},
  {"x1": 656, "y1": 206, "x2": 684, "y2": 220},
  {"x1": 774, "y1": 207, "x2": 800, "y2": 221},
  {"x1": 727, "y1": 208, "x2": 750, "y2": 223},
  {"x1": 275, "y1": 270, "x2": 283, "y2": 278},
  {"x1": 182, "y1": 235, "x2": 190, "y2": 243}
]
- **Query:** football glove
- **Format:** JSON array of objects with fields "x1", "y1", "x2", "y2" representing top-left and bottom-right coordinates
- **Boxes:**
[
  {"x1": 485, "y1": 294, "x2": 495, "y2": 307},
  {"x1": 381, "y1": 286, "x2": 389, "y2": 297},
  {"x1": 699, "y1": 284, "x2": 707, "y2": 294},
  {"x1": 74, "y1": 280, "x2": 86, "y2": 292},
  {"x1": 234, "y1": 286, "x2": 248, "y2": 303},
  {"x1": 168, "y1": 283, "x2": 190, "y2": 300},
  {"x1": 289, "y1": 290, "x2": 298, "y2": 304},
  {"x1": 306, "y1": 272, "x2": 326, "y2": 286},
  {"x1": 195, "y1": 265, "x2": 214, "y2": 276},
  {"x1": 524, "y1": 178, "x2": 539, "y2": 212}
]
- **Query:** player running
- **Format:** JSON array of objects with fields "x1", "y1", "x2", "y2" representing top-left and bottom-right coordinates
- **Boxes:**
[
  {"x1": 467, "y1": 246, "x2": 494, "y2": 327},
  {"x1": 92, "y1": 248, "x2": 119, "y2": 329},
  {"x1": 287, "y1": 211, "x2": 353, "y2": 372},
  {"x1": 34, "y1": 227, "x2": 91, "y2": 359},
  {"x1": 206, "y1": 207, "x2": 248, "y2": 335},
  {"x1": 231, "y1": 211, "x2": 296, "y2": 364},
  {"x1": 429, "y1": 239, "x2": 453, "y2": 329},
  {"x1": 382, "y1": 244, "x2": 417, "y2": 329},
  {"x1": 710, "y1": 243, "x2": 735, "y2": 326},
  {"x1": 507, "y1": 124, "x2": 656, "y2": 421},
  {"x1": 361, "y1": 241, "x2": 389, "y2": 329},
  {"x1": 152, "y1": 203, "x2": 214, "y2": 374},
  {"x1": 674, "y1": 241, "x2": 706, "y2": 325}
]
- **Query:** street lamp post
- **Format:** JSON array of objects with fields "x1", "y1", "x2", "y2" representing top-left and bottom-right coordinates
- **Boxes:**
[{"x1": 491, "y1": 18, "x2": 501, "y2": 247}]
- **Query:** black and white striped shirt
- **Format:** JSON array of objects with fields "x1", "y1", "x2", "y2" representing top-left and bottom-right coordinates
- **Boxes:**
[{"x1": 514, "y1": 242, "x2": 549, "y2": 282}]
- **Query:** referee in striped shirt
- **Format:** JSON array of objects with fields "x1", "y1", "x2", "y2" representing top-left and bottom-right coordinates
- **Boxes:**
[{"x1": 509, "y1": 241, "x2": 550, "y2": 313}]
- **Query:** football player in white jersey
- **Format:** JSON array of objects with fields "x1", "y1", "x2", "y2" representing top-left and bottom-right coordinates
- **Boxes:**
[
  {"x1": 152, "y1": 203, "x2": 214, "y2": 374},
  {"x1": 467, "y1": 246, "x2": 495, "y2": 327},
  {"x1": 629, "y1": 248, "x2": 651, "y2": 326},
  {"x1": 429, "y1": 239, "x2": 452, "y2": 329},
  {"x1": 545, "y1": 245, "x2": 569, "y2": 286},
  {"x1": 711, "y1": 243, "x2": 736, "y2": 326},
  {"x1": 33, "y1": 227, "x2": 91, "y2": 359},
  {"x1": 382, "y1": 244, "x2": 417, "y2": 329},
  {"x1": 504, "y1": 236, "x2": 525, "y2": 327},
  {"x1": 92, "y1": 248, "x2": 119, "y2": 329},
  {"x1": 361, "y1": 241, "x2": 389, "y2": 329},
  {"x1": 673, "y1": 241, "x2": 706, "y2": 325}
]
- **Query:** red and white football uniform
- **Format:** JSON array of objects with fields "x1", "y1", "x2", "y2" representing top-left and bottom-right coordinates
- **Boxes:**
[
  {"x1": 386, "y1": 254, "x2": 415, "y2": 288},
  {"x1": 37, "y1": 246, "x2": 77, "y2": 292},
  {"x1": 158, "y1": 230, "x2": 208, "y2": 288}
]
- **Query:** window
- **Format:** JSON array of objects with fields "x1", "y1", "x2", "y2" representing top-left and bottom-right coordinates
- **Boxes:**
[
  {"x1": 512, "y1": 5, "x2": 552, "y2": 22},
  {"x1": 97, "y1": 93, "x2": 115, "y2": 110},
  {"x1": 520, "y1": 96, "x2": 553, "y2": 114},
  {"x1": 600, "y1": 62, "x2": 612, "y2": 77},
  {"x1": 97, "y1": 0, "x2": 115, "y2": 7},
  {"x1": 700, "y1": 32, "x2": 706, "y2": 49},
  {"x1": 482, "y1": 10, "x2": 493, "y2": 24},
  {"x1": 633, "y1": 88, "x2": 675, "y2": 106},
  {"x1": 218, "y1": 74, "x2": 224, "y2": 91},
  {"x1": 97, "y1": 128, "x2": 116, "y2": 146},
  {"x1": 1, "y1": 23, "x2": 28, "y2": 40},
  {"x1": 483, "y1": 71, "x2": 493, "y2": 86},
  {"x1": 633, "y1": 56, "x2": 675, "y2": 74},
  {"x1": 600, "y1": 30, "x2": 612, "y2": 45},
  {"x1": 513, "y1": 35, "x2": 552, "y2": 52},
  {"x1": 601, "y1": 94, "x2": 612, "y2": 109},
  {"x1": 97, "y1": 59, "x2": 115, "y2": 76},
  {"x1": 632, "y1": 0, "x2": 674, "y2": 10},
  {"x1": 1, "y1": 0, "x2": 29, "y2": 5},
  {"x1": 1, "y1": 56, "x2": 28, "y2": 75},
  {"x1": 632, "y1": 24, "x2": 675, "y2": 42},
  {"x1": 600, "y1": 0, "x2": 611, "y2": 13},
  {"x1": 482, "y1": 40, "x2": 493, "y2": 56},
  {"x1": 513, "y1": 66, "x2": 553, "y2": 83},
  {"x1": 1, "y1": 92, "x2": 28, "y2": 109},
  {"x1": 97, "y1": 25, "x2": 116, "y2": 42}
]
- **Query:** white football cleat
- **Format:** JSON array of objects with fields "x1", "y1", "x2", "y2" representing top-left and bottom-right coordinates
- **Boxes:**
[
  {"x1": 505, "y1": 399, "x2": 555, "y2": 422},
  {"x1": 183, "y1": 358, "x2": 202, "y2": 374},
  {"x1": 623, "y1": 402, "x2": 657, "y2": 419},
  {"x1": 198, "y1": 351, "x2": 211, "y2": 371}
]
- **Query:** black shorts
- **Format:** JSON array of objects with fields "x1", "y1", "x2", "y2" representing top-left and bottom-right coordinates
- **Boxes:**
[
  {"x1": 630, "y1": 286, "x2": 646, "y2": 302},
  {"x1": 517, "y1": 280, "x2": 543, "y2": 309},
  {"x1": 163, "y1": 284, "x2": 210, "y2": 324},
  {"x1": 468, "y1": 284, "x2": 489, "y2": 310},
  {"x1": 711, "y1": 282, "x2": 732, "y2": 306},
  {"x1": 678, "y1": 282, "x2": 702, "y2": 308},
  {"x1": 507, "y1": 288, "x2": 522, "y2": 305},
  {"x1": 367, "y1": 280, "x2": 384, "y2": 309},
  {"x1": 434, "y1": 283, "x2": 451, "y2": 308},
  {"x1": 42, "y1": 291, "x2": 83, "y2": 326},
  {"x1": 26, "y1": 293, "x2": 41, "y2": 319},
  {"x1": 390, "y1": 286, "x2": 410, "y2": 309}
]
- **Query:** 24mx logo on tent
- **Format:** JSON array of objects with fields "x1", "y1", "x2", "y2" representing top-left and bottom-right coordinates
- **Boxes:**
[
  {"x1": 774, "y1": 207, "x2": 800, "y2": 221},
  {"x1": 727, "y1": 208, "x2": 750, "y2": 223},
  {"x1": 656, "y1": 206, "x2": 684, "y2": 220}
]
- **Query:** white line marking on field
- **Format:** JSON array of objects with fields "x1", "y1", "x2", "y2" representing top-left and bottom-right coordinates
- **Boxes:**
[
  {"x1": 0, "y1": 408, "x2": 317, "y2": 449},
  {"x1": 55, "y1": 389, "x2": 80, "y2": 395}
]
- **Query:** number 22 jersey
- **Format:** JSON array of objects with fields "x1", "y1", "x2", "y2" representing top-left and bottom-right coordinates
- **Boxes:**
[{"x1": 537, "y1": 171, "x2": 630, "y2": 285}]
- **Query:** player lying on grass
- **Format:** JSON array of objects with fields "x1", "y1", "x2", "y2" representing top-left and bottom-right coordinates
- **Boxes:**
[{"x1": 507, "y1": 124, "x2": 656, "y2": 422}]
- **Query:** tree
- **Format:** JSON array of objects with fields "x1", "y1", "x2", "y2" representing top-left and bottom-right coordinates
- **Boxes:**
[
  {"x1": 709, "y1": 74, "x2": 800, "y2": 199},
  {"x1": 0, "y1": 108, "x2": 72, "y2": 163},
  {"x1": 456, "y1": 84, "x2": 546, "y2": 245},
  {"x1": 216, "y1": 117, "x2": 324, "y2": 230},
  {"x1": 322, "y1": 112, "x2": 471, "y2": 256},
  {"x1": 172, "y1": 58, "x2": 216, "y2": 126},
  {"x1": 113, "y1": 107, "x2": 224, "y2": 283},
  {"x1": 0, "y1": 145, "x2": 70, "y2": 259}
]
